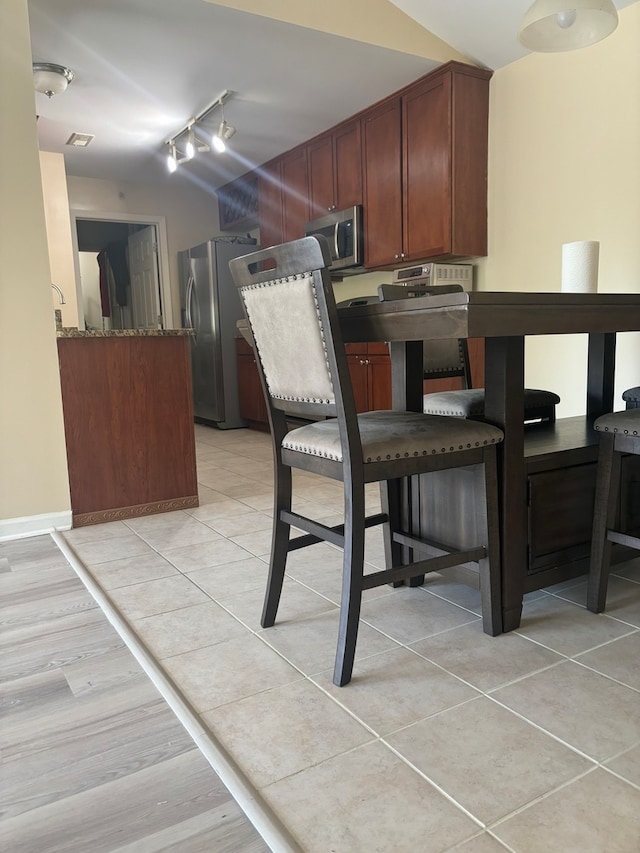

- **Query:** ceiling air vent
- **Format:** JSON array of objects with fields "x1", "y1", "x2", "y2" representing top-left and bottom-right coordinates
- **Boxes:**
[{"x1": 66, "y1": 132, "x2": 94, "y2": 148}]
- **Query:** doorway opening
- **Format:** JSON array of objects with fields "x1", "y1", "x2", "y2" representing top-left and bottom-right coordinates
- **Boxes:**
[{"x1": 70, "y1": 211, "x2": 174, "y2": 330}]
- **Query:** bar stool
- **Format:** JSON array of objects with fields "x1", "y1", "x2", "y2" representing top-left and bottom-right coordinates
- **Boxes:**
[
  {"x1": 587, "y1": 409, "x2": 640, "y2": 612},
  {"x1": 230, "y1": 236, "x2": 505, "y2": 686},
  {"x1": 622, "y1": 386, "x2": 640, "y2": 409}
]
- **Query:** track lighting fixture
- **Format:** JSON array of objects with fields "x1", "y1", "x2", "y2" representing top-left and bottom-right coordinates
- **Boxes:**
[{"x1": 165, "y1": 89, "x2": 235, "y2": 174}]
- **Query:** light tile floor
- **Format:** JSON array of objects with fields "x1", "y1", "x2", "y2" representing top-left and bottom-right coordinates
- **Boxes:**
[{"x1": 58, "y1": 424, "x2": 639, "y2": 852}]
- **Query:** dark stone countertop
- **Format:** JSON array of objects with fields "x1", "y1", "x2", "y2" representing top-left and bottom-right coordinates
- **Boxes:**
[{"x1": 56, "y1": 328, "x2": 194, "y2": 338}]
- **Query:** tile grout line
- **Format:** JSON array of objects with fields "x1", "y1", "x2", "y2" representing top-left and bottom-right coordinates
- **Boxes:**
[{"x1": 51, "y1": 530, "x2": 303, "y2": 853}]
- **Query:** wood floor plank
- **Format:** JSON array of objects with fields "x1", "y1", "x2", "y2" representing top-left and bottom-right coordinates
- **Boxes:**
[
  {"x1": 2, "y1": 749, "x2": 268, "y2": 853},
  {"x1": 0, "y1": 536, "x2": 269, "y2": 852},
  {"x1": 0, "y1": 608, "x2": 123, "y2": 683}
]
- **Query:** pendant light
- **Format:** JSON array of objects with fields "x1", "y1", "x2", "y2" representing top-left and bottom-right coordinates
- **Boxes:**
[{"x1": 518, "y1": 0, "x2": 619, "y2": 52}]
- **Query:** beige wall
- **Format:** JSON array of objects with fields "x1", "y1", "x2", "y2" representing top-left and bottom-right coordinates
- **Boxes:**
[
  {"x1": 0, "y1": 0, "x2": 70, "y2": 532},
  {"x1": 478, "y1": 3, "x2": 640, "y2": 415},
  {"x1": 40, "y1": 151, "x2": 79, "y2": 327},
  {"x1": 67, "y1": 175, "x2": 225, "y2": 326}
]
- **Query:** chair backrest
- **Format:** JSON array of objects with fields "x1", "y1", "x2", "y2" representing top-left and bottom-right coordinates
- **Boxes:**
[
  {"x1": 377, "y1": 282, "x2": 471, "y2": 387},
  {"x1": 229, "y1": 236, "x2": 357, "y2": 428}
]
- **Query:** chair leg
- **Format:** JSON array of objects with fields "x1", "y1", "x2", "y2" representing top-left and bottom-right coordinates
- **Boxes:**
[
  {"x1": 587, "y1": 434, "x2": 619, "y2": 613},
  {"x1": 380, "y1": 478, "x2": 404, "y2": 571},
  {"x1": 333, "y1": 476, "x2": 366, "y2": 687},
  {"x1": 261, "y1": 459, "x2": 292, "y2": 629},
  {"x1": 477, "y1": 446, "x2": 502, "y2": 636}
]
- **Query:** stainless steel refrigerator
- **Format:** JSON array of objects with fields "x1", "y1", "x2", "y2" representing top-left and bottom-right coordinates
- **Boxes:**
[{"x1": 179, "y1": 236, "x2": 257, "y2": 428}]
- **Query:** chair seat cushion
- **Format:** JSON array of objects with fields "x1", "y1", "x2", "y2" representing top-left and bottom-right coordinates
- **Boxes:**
[
  {"x1": 594, "y1": 410, "x2": 640, "y2": 436},
  {"x1": 282, "y1": 410, "x2": 503, "y2": 463},
  {"x1": 622, "y1": 386, "x2": 640, "y2": 403},
  {"x1": 423, "y1": 388, "x2": 560, "y2": 418}
]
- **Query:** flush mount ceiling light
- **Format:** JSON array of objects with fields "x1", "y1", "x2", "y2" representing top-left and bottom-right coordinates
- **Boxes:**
[
  {"x1": 33, "y1": 62, "x2": 74, "y2": 98},
  {"x1": 166, "y1": 89, "x2": 234, "y2": 173},
  {"x1": 518, "y1": 0, "x2": 619, "y2": 52}
]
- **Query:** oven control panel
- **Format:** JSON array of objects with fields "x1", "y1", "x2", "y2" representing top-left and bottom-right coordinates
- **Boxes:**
[{"x1": 392, "y1": 262, "x2": 473, "y2": 291}]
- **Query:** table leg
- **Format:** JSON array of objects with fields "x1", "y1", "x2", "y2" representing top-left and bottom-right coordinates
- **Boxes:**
[
  {"x1": 587, "y1": 333, "x2": 616, "y2": 419},
  {"x1": 483, "y1": 337, "x2": 527, "y2": 632},
  {"x1": 389, "y1": 341, "x2": 424, "y2": 412},
  {"x1": 387, "y1": 341, "x2": 424, "y2": 585}
]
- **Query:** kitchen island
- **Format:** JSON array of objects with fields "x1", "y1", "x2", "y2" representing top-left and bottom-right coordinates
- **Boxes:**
[{"x1": 56, "y1": 329, "x2": 198, "y2": 527}]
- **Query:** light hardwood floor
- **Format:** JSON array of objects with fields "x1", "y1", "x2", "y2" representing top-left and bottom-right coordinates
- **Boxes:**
[{"x1": 0, "y1": 534, "x2": 269, "y2": 853}]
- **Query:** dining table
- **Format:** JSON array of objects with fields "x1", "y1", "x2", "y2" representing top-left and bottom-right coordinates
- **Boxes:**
[{"x1": 338, "y1": 290, "x2": 640, "y2": 632}]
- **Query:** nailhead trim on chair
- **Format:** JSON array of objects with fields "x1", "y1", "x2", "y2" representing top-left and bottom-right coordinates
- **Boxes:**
[
  {"x1": 282, "y1": 410, "x2": 504, "y2": 463},
  {"x1": 283, "y1": 435, "x2": 501, "y2": 462},
  {"x1": 243, "y1": 273, "x2": 335, "y2": 405},
  {"x1": 594, "y1": 411, "x2": 640, "y2": 436}
]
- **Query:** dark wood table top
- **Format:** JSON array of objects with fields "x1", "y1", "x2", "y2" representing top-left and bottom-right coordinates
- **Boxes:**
[{"x1": 338, "y1": 290, "x2": 640, "y2": 342}]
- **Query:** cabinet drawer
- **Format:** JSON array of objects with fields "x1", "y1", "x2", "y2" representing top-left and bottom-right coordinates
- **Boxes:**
[
  {"x1": 528, "y1": 454, "x2": 640, "y2": 574},
  {"x1": 528, "y1": 464, "x2": 596, "y2": 572}
]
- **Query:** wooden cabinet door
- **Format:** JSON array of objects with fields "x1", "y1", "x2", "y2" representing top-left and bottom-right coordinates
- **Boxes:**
[
  {"x1": 402, "y1": 65, "x2": 490, "y2": 261},
  {"x1": 362, "y1": 97, "x2": 403, "y2": 268},
  {"x1": 449, "y1": 67, "x2": 490, "y2": 258},
  {"x1": 334, "y1": 119, "x2": 362, "y2": 211},
  {"x1": 236, "y1": 340, "x2": 267, "y2": 426},
  {"x1": 308, "y1": 134, "x2": 334, "y2": 219},
  {"x1": 281, "y1": 147, "x2": 310, "y2": 242},
  {"x1": 308, "y1": 120, "x2": 362, "y2": 220},
  {"x1": 258, "y1": 159, "x2": 283, "y2": 250},
  {"x1": 402, "y1": 72, "x2": 452, "y2": 261},
  {"x1": 368, "y1": 353, "x2": 392, "y2": 411},
  {"x1": 347, "y1": 345, "x2": 391, "y2": 412},
  {"x1": 347, "y1": 354, "x2": 370, "y2": 413}
]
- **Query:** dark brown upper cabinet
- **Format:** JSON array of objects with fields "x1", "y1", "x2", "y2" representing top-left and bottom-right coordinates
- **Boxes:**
[
  {"x1": 363, "y1": 62, "x2": 492, "y2": 269},
  {"x1": 307, "y1": 119, "x2": 362, "y2": 219}
]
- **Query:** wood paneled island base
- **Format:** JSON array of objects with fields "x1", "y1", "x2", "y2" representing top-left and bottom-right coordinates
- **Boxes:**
[{"x1": 57, "y1": 331, "x2": 198, "y2": 527}]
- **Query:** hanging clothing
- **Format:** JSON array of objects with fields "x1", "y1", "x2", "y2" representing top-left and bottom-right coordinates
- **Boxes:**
[
  {"x1": 97, "y1": 249, "x2": 111, "y2": 317},
  {"x1": 105, "y1": 241, "x2": 130, "y2": 307}
]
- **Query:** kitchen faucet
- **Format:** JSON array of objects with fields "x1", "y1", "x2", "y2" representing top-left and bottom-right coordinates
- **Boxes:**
[{"x1": 51, "y1": 283, "x2": 66, "y2": 304}]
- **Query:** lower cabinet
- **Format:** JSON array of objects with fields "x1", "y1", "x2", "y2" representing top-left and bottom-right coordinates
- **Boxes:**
[
  {"x1": 527, "y1": 450, "x2": 640, "y2": 581},
  {"x1": 346, "y1": 342, "x2": 392, "y2": 412},
  {"x1": 413, "y1": 417, "x2": 640, "y2": 592},
  {"x1": 57, "y1": 334, "x2": 199, "y2": 526},
  {"x1": 236, "y1": 337, "x2": 268, "y2": 429}
]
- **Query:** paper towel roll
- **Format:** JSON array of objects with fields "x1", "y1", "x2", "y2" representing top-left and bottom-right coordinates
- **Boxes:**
[{"x1": 561, "y1": 241, "x2": 599, "y2": 293}]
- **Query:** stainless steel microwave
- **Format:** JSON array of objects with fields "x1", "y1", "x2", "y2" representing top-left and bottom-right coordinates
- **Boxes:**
[{"x1": 304, "y1": 205, "x2": 363, "y2": 272}]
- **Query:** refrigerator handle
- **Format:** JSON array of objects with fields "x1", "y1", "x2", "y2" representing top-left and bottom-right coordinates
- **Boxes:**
[{"x1": 185, "y1": 274, "x2": 196, "y2": 341}]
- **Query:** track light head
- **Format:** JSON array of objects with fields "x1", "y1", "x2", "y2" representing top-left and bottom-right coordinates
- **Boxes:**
[
  {"x1": 167, "y1": 141, "x2": 178, "y2": 173},
  {"x1": 212, "y1": 120, "x2": 236, "y2": 153}
]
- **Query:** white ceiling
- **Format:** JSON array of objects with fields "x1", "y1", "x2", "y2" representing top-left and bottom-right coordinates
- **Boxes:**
[{"x1": 28, "y1": 0, "x2": 636, "y2": 190}]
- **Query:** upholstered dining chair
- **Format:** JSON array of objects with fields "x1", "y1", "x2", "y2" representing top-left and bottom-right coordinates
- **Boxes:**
[
  {"x1": 379, "y1": 284, "x2": 561, "y2": 425},
  {"x1": 587, "y1": 409, "x2": 640, "y2": 613},
  {"x1": 622, "y1": 386, "x2": 640, "y2": 410},
  {"x1": 229, "y1": 236, "x2": 504, "y2": 686}
]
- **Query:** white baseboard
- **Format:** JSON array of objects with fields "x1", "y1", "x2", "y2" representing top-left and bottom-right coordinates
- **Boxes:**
[{"x1": 0, "y1": 510, "x2": 73, "y2": 542}]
